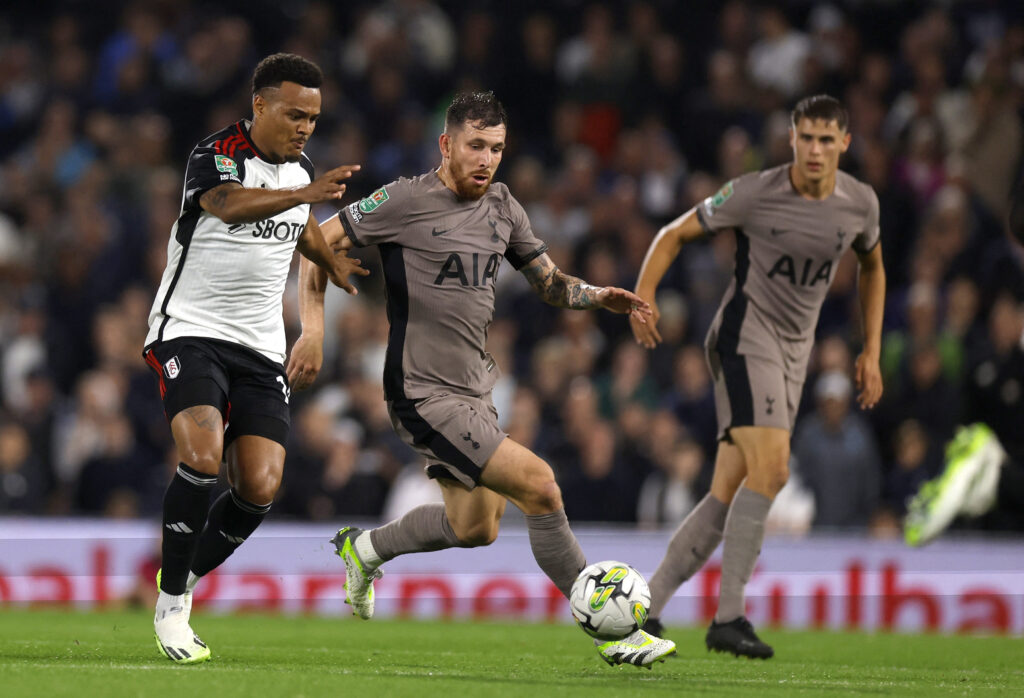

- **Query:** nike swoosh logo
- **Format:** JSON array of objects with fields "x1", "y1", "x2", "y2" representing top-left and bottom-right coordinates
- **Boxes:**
[{"x1": 432, "y1": 227, "x2": 450, "y2": 236}]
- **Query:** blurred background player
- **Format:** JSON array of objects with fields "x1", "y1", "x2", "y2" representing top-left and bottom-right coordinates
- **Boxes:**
[
  {"x1": 904, "y1": 180, "x2": 1024, "y2": 545},
  {"x1": 629, "y1": 95, "x2": 886, "y2": 658},
  {"x1": 296, "y1": 90, "x2": 675, "y2": 668},
  {"x1": 144, "y1": 53, "x2": 367, "y2": 663}
]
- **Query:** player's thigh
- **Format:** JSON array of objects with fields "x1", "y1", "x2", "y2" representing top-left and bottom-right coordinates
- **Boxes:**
[
  {"x1": 709, "y1": 440, "x2": 747, "y2": 504},
  {"x1": 225, "y1": 435, "x2": 286, "y2": 505},
  {"x1": 222, "y1": 344, "x2": 291, "y2": 456},
  {"x1": 438, "y1": 478, "x2": 506, "y2": 546},
  {"x1": 146, "y1": 339, "x2": 230, "y2": 474},
  {"x1": 169, "y1": 406, "x2": 225, "y2": 474},
  {"x1": 478, "y1": 438, "x2": 560, "y2": 515}
]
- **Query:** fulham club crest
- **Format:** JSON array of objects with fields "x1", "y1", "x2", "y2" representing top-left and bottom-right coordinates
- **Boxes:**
[{"x1": 164, "y1": 356, "x2": 181, "y2": 379}]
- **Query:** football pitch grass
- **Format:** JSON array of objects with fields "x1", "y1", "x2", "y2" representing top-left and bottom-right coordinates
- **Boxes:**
[{"x1": 1, "y1": 609, "x2": 1021, "y2": 697}]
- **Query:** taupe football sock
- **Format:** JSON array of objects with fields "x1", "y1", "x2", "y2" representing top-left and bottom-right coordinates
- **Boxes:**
[
  {"x1": 647, "y1": 494, "x2": 729, "y2": 617},
  {"x1": 525, "y1": 509, "x2": 587, "y2": 598},
  {"x1": 368, "y1": 504, "x2": 465, "y2": 562},
  {"x1": 716, "y1": 487, "x2": 772, "y2": 623}
]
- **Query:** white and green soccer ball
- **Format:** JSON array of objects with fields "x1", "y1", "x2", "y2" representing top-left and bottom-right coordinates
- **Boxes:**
[{"x1": 569, "y1": 560, "x2": 651, "y2": 641}]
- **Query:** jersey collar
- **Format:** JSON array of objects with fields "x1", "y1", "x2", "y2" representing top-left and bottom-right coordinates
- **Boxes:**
[{"x1": 238, "y1": 120, "x2": 274, "y2": 163}]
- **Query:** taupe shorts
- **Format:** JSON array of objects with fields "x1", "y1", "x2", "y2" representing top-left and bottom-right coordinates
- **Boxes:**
[
  {"x1": 387, "y1": 391, "x2": 506, "y2": 490},
  {"x1": 707, "y1": 349, "x2": 803, "y2": 441}
]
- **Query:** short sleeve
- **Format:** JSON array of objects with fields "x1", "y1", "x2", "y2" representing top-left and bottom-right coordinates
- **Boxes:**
[
  {"x1": 183, "y1": 147, "x2": 245, "y2": 210},
  {"x1": 340, "y1": 179, "x2": 411, "y2": 247},
  {"x1": 852, "y1": 188, "x2": 881, "y2": 254},
  {"x1": 695, "y1": 173, "x2": 760, "y2": 234},
  {"x1": 504, "y1": 196, "x2": 548, "y2": 269}
]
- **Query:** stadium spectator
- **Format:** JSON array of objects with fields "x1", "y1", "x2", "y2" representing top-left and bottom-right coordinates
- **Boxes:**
[
  {"x1": 636, "y1": 434, "x2": 705, "y2": 527},
  {"x1": 885, "y1": 419, "x2": 939, "y2": 516},
  {"x1": 0, "y1": 421, "x2": 48, "y2": 513},
  {"x1": 791, "y1": 371, "x2": 883, "y2": 529}
]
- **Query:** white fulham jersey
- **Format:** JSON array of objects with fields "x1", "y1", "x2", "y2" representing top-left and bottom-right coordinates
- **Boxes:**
[{"x1": 145, "y1": 120, "x2": 314, "y2": 364}]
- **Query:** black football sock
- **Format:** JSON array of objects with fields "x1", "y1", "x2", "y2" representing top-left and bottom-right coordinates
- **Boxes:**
[
  {"x1": 190, "y1": 489, "x2": 271, "y2": 578},
  {"x1": 160, "y1": 463, "x2": 217, "y2": 595}
]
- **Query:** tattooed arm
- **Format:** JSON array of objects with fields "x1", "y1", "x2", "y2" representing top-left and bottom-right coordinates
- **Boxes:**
[
  {"x1": 519, "y1": 253, "x2": 600, "y2": 308},
  {"x1": 519, "y1": 253, "x2": 652, "y2": 319}
]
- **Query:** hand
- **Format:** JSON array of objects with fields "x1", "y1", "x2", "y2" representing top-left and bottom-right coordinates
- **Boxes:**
[
  {"x1": 630, "y1": 298, "x2": 662, "y2": 349},
  {"x1": 854, "y1": 352, "x2": 883, "y2": 409},
  {"x1": 300, "y1": 164, "x2": 361, "y2": 204},
  {"x1": 286, "y1": 333, "x2": 324, "y2": 391},
  {"x1": 596, "y1": 287, "x2": 652, "y2": 324},
  {"x1": 326, "y1": 247, "x2": 370, "y2": 295}
]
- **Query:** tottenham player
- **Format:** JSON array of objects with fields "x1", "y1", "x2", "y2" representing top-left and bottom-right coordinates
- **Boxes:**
[
  {"x1": 629, "y1": 95, "x2": 886, "y2": 658},
  {"x1": 291, "y1": 91, "x2": 675, "y2": 667},
  {"x1": 144, "y1": 53, "x2": 368, "y2": 663}
]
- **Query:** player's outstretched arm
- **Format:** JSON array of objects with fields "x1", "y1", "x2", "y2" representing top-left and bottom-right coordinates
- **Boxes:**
[
  {"x1": 631, "y1": 207, "x2": 706, "y2": 348},
  {"x1": 853, "y1": 242, "x2": 885, "y2": 409},
  {"x1": 199, "y1": 165, "x2": 361, "y2": 224},
  {"x1": 519, "y1": 253, "x2": 651, "y2": 322},
  {"x1": 288, "y1": 213, "x2": 368, "y2": 391},
  {"x1": 288, "y1": 252, "x2": 326, "y2": 391}
]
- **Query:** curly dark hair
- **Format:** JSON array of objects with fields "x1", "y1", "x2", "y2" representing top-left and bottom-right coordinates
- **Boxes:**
[
  {"x1": 251, "y1": 53, "x2": 323, "y2": 94},
  {"x1": 791, "y1": 94, "x2": 849, "y2": 131},
  {"x1": 444, "y1": 91, "x2": 507, "y2": 132}
]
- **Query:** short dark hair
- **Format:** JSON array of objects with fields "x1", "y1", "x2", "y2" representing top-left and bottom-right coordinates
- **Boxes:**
[
  {"x1": 252, "y1": 53, "x2": 323, "y2": 94},
  {"x1": 444, "y1": 91, "x2": 507, "y2": 132},
  {"x1": 791, "y1": 94, "x2": 849, "y2": 131}
]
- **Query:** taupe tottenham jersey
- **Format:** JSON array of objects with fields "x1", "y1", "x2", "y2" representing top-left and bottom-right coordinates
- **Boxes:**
[
  {"x1": 698, "y1": 165, "x2": 880, "y2": 366},
  {"x1": 340, "y1": 172, "x2": 547, "y2": 400}
]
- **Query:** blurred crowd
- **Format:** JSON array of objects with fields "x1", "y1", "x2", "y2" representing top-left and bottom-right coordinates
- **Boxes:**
[{"x1": 1, "y1": 1, "x2": 1023, "y2": 537}]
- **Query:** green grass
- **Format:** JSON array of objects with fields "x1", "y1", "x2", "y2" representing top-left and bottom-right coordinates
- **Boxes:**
[{"x1": 0, "y1": 609, "x2": 1022, "y2": 697}]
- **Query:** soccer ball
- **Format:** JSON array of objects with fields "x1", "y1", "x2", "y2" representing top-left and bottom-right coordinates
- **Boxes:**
[{"x1": 569, "y1": 560, "x2": 651, "y2": 641}]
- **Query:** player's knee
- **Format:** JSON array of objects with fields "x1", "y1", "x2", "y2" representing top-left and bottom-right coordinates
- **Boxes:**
[
  {"x1": 234, "y1": 464, "x2": 282, "y2": 504},
  {"x1": 524, "y1": 477, "x2": 563, "y2": 514},
  {"x1": 180, "y1": 450, "x2": 221, "y2": 476},
  {"x1": 455, "y1": 519, "x2": 500, "y2": 548},
  {"x1": 757, "y1": 458, "x2": 790, "y2": 496}
]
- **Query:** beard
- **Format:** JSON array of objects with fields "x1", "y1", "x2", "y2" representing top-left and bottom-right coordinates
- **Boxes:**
[{"x1": 450, "y1": 161, "x2": 492, "y2": 200}]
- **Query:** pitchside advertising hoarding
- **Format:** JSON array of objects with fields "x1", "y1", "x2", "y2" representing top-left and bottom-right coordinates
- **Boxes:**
[{"x1": 2, "y1": 519, "x2": 1023, "y2": 634}]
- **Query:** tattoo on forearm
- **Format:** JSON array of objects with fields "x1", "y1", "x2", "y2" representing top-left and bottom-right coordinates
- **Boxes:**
[
  {"x1": 521, "y1": 254, "x2": 557, "y2": 292},
  {"x1": 523, "y1": 256, "x2": 600, "y2": 309},
  {"x1": 206, "y1": 187, "x2": 228, "y2": 210},
  {"x1": 182, "y1": 406, "x2": 221, "y2": 432},
  {"x1": 557, "y1": 273, "x2": 601, "y2": 309}
]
